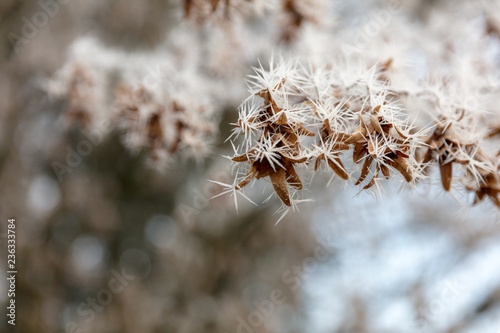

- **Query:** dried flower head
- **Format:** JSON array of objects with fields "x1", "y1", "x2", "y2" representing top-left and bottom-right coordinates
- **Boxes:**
[{"x1": 231, "y1": 63, "x2": 314, "y2": 206}]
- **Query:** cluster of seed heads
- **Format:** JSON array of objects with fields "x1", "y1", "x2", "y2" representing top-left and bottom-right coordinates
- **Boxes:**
[
  {"x1": 228, "y1": 59, "x2": 500, "y2": 210},
  {"x1": 51, "y1": 61, "x2": 216, "y2": 165}
]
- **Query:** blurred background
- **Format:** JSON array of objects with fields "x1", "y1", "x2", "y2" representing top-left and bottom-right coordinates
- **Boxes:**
[{"x1": 1, "y1": 0, "x2": 500, "y2": 332}]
